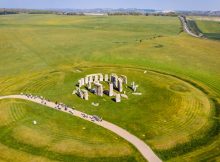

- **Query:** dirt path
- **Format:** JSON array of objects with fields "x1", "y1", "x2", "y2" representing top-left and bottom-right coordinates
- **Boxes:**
[{"x1": 0, "y1": 94, "x2": 162, "y2": 162}]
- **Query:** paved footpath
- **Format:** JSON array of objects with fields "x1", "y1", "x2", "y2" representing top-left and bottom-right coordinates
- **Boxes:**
[{"x1": 0, "y1": 94, "x2": 162, "y2": 162}]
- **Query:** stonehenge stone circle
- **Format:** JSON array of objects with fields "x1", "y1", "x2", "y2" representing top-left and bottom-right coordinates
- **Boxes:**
[{"x1": 74, "y1": 73, "x2": 139, "y2": 103}]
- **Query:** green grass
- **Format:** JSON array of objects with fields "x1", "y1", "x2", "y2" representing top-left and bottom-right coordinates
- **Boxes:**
[
  {"x1": 0, "y1": 99, "x2": 144, "y2": 162},
  {"x1": 186, "y1": 20, "x2": 203, "y2": 36},
  {"x1": 0, "y1": 14, "x2": 219, "y2": 161},
  {"x1": 194, "y1": 20, "x2": 220, "y2": 40}
]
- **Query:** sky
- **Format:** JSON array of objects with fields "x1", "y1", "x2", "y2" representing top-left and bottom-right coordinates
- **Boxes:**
[{"x1": 0, "y1": 0, "x2": 220, "y2": 11}]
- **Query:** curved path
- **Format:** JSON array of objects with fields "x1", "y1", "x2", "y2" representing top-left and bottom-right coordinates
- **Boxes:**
[
  {"x1": 0, "y1": 94, "x2": 162, "y2": 162},
  {"x1": 179, "y1": 16, "x2": 200, "y2": 38}
]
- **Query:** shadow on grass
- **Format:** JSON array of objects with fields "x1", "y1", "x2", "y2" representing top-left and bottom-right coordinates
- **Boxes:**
[{"x1": 204, "y1": 33, "x2": 220, "y2": 40}]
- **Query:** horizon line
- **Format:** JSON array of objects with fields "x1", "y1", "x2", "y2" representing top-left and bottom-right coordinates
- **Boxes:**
[{"x1": 1, "y1": 7, "x2": 219, "y2": 12}]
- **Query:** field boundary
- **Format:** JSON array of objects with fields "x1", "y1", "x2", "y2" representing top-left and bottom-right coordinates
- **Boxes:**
[{"x1": 178, "y1": 16, "x2": 205, "y2": 39}]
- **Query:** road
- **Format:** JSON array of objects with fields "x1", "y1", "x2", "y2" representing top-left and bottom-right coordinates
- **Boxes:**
[
  {"x1": 0, "y1": 94, "x2": 162, "y2": 162},
  {"x1": 179, "y1": 16, "x2": 200, "y2": 38}
]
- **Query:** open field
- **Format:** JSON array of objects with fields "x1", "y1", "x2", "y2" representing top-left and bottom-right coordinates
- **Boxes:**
[
  {"x1": 0, "y1": 14, "x2": 220, "y2": 161},
  {"x1": 188, "y1": 16, "x2": 220, "y2": 40},
  {"x1": 190, "y1": 16, "x2": 220, "y2": 22},
  {"x1": 194, "y1": 20, "x2": 220, "y2": 40}
]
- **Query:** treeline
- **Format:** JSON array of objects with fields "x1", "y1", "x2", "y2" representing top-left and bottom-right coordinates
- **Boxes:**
[
  {"x1": 62, "y1": 12, "x2": 178, "y2": 16},
  {"x1": 60, "y1": 11, "x2": 220, "y2": 17},
  {"x1": 0, "y1": 11, "x2": 17, "y2": 15},
  {"x1": 28, "y1": 10, "x2": 56, "y2": 14},
  {"x1": 107, "y1": 12, "x2": 144, "y2": 16},
  {"x1": 0, "y1": 8, "x2": 178, "y2": 17},
  {"x1": 0, "y1": 9, "x2": 18, "y2": 15},
  {"x1": 60, "y1": 12, "x2": 85, "y2": 16},
  {"x1": 148, "y1": 12, "x2": 178, "y2": 17},
  {"x1": 0, "y1": 8, "x2": 57, "y2": 15}
]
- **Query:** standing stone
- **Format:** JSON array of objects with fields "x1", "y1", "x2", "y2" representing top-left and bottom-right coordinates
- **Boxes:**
[
  {"x1": 121, "y1": 75, "x2": 128, "y2": 84},
  {"x1": 133, "y1": 86, "x2": 137, "y2": 92},
  {"x1": 111, "y1": 74, "x2": 118, "y2": 88},
  {"x1": 115, "y1": 94, "x2": 121, "y2": 103},
  {"x1": 87, "y1": 82, "x2": 92, "y2": 89},
  {"x1": 81, "y1": 78, "x2": 85, "y2": 86},
  {"x1": 104, "y1": 74, "x2": 109, "y2": 82},
  {"x1": 78, "y1": 80, "x2": 82, "y2": 87},
  {"x1": 114, "y1": 76, "x2": 118, "y2": 88},
  {"x1": 110, "y1": 74, "x2": 114, "y2": 82},
  {"x1": 82, "y1": 90, "x2": 89, "y2": 100},
  {"x1": 131, "y1": 82, "x2": 138, "y2": 92},
  {"x1": 98, "y1": 84, "x2": 103, "y2": 97},
  {"x1": 79, "y1": 90, "x2": 84, "y2": 99},
  {"x1": 85, "y1": 77, "x2": 89, "y2": 84},
  {"x1": 94, "y1": 82, "x2": 103, "y2": 96},
  {"x1": 99, "y1": 74, "x2": 104, "y2": 82},
  {"x1": 118, "y1": 78, "x2": 123, "y2": 92},
  {"x1": 109, "y1": 83, "x2": 114, "y2": 96},
  {"x1": 84, "y1": 92, "x2": 88, "y2": 100},
  {"x1": 131, "y1": 82, "x2": 135, "y2": 90},
  {"x1": 94, "y1": 83, "x2": 98, "y2": 95},
  {"x1": 94, "y1": 75, "x2": 98, "y2": 82},
  {"x1": 89, "y1": 76, "x2": 93, "y2": 83}
]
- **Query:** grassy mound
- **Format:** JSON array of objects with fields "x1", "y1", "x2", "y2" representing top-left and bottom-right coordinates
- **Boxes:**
[{"x1": 0, "y1": 67, "x2": 213, "y2": 160}]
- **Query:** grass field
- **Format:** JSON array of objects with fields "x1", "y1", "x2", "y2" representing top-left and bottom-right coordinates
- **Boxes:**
[
  {"x1": 195, "y1": 20, "x2": 220, "y2": 40},
  {"x1": 189, "y1": 16, "x2": 220, "y2": 40},
  {"x1": 0, "y1": 99, "x2": 144, "y2": 162},
  {"x1": 0, "y1": 14, "x2": 220, "y2": 161}
]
